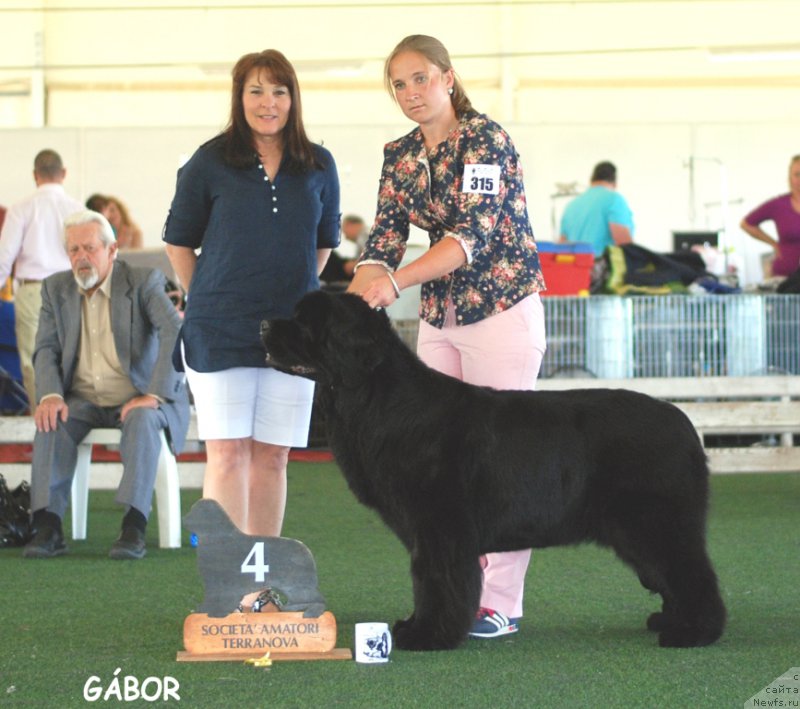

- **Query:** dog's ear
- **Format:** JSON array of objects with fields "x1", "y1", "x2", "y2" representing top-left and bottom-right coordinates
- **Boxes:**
[
  {"x1": 315, "y1": 293, "x2": 391, "y2": 387},
  {"x1": 316, "y1": 321, "x2": 383, "y2": 388},
  {"x1": 349, "y1": 325, "x2": 386, "y2": 376}
]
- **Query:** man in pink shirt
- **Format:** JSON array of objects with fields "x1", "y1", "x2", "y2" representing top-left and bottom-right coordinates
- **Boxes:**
[{"x1": 0, "y1": 150, "x2": 82, "y2": 408}]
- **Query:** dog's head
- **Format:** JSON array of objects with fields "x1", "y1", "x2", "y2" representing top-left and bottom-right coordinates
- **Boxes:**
[{"x1": 261, "y1": 291, "x2": 394, "y2": 388}]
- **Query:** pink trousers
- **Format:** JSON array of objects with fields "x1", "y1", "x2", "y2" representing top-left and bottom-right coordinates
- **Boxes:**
[{"x1": 416, "y1": 293, "x2": 546, "y2": 618}]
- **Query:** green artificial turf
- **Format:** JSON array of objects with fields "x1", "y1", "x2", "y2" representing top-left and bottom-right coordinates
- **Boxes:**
[{"x1": 1, "y1": 464, "x2": 798, "y2": 708}]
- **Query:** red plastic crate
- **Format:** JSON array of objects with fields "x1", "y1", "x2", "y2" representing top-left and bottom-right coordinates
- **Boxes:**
[{"x1": 537, "y1": 242, "x2": 594, "y2": 296}]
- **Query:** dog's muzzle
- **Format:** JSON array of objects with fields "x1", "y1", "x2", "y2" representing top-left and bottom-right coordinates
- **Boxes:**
[{"x1": 261, "y1": 321, "x2": 317, "y2": 376}]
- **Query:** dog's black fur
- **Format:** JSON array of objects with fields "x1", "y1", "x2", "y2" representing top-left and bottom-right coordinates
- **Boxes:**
[{"x1": 261, "y1": 291, "x2": 726, "y2": 651}]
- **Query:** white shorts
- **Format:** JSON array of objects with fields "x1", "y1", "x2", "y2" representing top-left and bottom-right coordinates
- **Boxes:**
[{"x1": 184, "y1": 365, "x2": 316, "y2": 446}]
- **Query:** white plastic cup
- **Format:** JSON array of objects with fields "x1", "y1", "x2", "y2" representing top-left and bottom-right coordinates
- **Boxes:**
[{"x1": 354, "y1": 622, "x2": 392, "y2": 664}]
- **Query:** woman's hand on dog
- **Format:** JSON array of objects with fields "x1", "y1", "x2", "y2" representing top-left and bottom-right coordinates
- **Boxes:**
[
  {"x1": 360, "y1": 274, "x2": 399, "y2": 310},
  {"x1": 347, "y1": 265, "x2": 399, "y2": 310}
]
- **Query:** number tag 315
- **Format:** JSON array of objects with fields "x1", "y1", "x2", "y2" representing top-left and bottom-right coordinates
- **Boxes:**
[{"x1": 462, "y1": 164, "x2": 501, "y2": 195}]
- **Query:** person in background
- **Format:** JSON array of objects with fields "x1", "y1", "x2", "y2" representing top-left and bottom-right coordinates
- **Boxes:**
[
  {"x1": 85, "y1": 193, "x2": 143, "y2": 249},
  {"x1": 85, "y1": 193, "x2": 109, "y2": 215},
  {"x1": 0, "y1": 149, "x2": 82, "y2": 408},
  {"x1": 23, "y1": 210, "x2": 189, "y2": 560},
  {"x1": 163, "y1": 49, "x2": 340, "y2": 589},
  {"x1": 319, "y1": 213, "x2": 368, "y2": 284},
  {"x1": 86, "y1": 193, "x2": 184, "y2": 308},
  {"x1": 104, "y1": 196, "x2": 143, "y2": 249},
  {"x1": 349, "y1": 34, "x2": 546, "y2": 640},
  {"x1": 559, "y1": 161, "x2": 634, "y2": 257},
  {"x1": 339, "y1": 214, "x2": 368, "y2": 278},
  {"x1": 740, "y1": 154, "x2": 800, "y2": 278}
]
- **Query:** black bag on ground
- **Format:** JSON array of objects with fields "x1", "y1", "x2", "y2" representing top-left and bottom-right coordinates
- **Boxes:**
[
  {"x1": 603, "y1": 243, "x2": 715, "y2": 294},
  {"x1": 621, "y1": 244, "x2": 710, "y2": 287},
  {"x1": 0, "y1": 474, "x2": 34, "y2": 547}
]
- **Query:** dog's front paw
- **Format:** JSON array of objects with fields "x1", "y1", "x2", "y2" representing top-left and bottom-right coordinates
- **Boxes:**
[
  {"x1": 392, "y1": 620, "x2": 435, "y2": 651},
  {"x1": 392, "y1": 618, "x2": 462, "y2": 651},
  {"x1": 392, "y1": 615, "x2": 414, "y2": 634}
]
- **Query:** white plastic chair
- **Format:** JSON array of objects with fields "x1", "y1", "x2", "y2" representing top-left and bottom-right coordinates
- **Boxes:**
[{"x1": 70, "y1": 427, "x2": 182, "y2": 548}]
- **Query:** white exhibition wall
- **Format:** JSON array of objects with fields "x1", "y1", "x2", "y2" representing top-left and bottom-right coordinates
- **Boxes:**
[
  {"x1": 2, "y1": 2, "x2": 799, "y2": 285},
  {"x1": 0, "y1": 117, "x2": 792, "y2": 285}
]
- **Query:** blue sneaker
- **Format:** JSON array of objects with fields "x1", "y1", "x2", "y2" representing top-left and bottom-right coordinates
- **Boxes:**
[{"x1": 469, "y1": 607, "x2": 520, "y2": 638}]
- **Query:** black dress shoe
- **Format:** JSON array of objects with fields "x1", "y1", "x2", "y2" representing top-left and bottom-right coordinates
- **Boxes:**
[
  {"x1": 23, "y1": 526, "x2": 67, "y2": 559},
  {"x1": 109, "y1": 527, "x2": 146, "y2": 560}
]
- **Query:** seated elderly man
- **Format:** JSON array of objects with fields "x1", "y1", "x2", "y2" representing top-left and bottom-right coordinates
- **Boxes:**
[{"x1": 23, "y1": 210, "x2": 189, "y2": 560}]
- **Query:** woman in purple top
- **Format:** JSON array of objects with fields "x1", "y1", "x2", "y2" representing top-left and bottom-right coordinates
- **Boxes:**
[{"x1": 740, "y1": 155, "x2": 800, "y2": 277}]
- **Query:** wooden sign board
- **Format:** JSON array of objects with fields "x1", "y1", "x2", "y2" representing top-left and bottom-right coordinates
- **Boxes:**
[{"x1": 177, "y1": 610, "x2": 351, "y2": 662}]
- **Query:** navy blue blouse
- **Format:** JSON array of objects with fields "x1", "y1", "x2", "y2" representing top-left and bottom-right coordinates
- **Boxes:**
[{"x1": 163, "y1": 136, "x2": 340, "y2": 371}]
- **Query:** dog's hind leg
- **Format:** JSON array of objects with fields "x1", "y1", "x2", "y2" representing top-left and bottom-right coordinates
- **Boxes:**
[
  {"x1": 629, "y1": 567, "x2": 677, "y2": 633},
  {"x1": 653, "y1": 547, "x2": 726, "y2": 648},
  {"x1": 602, "y1": 496, "x2": 726, "y2": 647},
  {"x1": 609, "y1": 540, "x2": 675, "y2": 633},
  {"x1": 392, "y1": 531, "x2": 483, "y2": 651}
]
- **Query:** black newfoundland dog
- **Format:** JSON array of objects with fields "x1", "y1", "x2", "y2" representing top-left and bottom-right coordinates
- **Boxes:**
[{"x1": 261, "y1": 291, "x2": 726, "y2": 651}]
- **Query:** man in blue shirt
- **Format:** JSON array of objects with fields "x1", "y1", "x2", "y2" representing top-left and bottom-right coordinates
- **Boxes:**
[{"x1": 559, "y1": 161, "x2": 634, "y2": 257}]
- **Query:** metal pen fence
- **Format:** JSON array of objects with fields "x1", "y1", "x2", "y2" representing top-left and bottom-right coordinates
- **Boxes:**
[
  {"x1": 390, "y1": 294, "x2": 800, "y2": 380},
  {"x1": 540, "y1": 294, "x2": 800, "y2": 379}
]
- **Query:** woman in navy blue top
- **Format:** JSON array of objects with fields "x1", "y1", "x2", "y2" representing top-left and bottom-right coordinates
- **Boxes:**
[{"x1": 164, "y1": 50, "x2": 340, "y2": 557}]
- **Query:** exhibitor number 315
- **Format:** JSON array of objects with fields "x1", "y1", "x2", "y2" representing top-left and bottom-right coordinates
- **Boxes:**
[
  {"x1": 462, "y1": 164, "x2": 501, "y2": 195},
  {"x1": 470, "y1": 176, "x2": 494, "y2": 191}
]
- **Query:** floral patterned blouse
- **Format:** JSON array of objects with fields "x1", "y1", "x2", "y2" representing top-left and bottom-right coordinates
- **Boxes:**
[{"x1": 359, "y1": 110, "x2": 545, "y2": 328}]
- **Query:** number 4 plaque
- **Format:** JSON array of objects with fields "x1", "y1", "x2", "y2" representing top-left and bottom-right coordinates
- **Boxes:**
[{"x1": 176, "y1": 498, "x2": 351, "y2": 662}]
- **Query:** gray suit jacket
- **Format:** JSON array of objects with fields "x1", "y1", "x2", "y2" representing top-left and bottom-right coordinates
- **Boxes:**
[{"x1": 33, "y1": 260, "x2": 190, "y2": 453}]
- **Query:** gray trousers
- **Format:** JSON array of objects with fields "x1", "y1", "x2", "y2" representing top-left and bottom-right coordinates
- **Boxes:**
[{"x1": 30, "y1": 395, "x2": 169, "y2": 521}]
